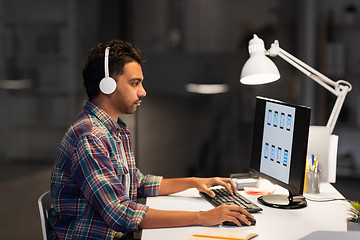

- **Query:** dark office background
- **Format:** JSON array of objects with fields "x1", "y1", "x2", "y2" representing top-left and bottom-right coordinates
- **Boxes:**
[{"x1": 1, "y1": 0, "x2": 360, "y2": 239}]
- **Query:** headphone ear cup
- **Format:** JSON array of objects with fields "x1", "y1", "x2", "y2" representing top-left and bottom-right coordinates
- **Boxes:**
[{"x1": 99, "y1": 77, "x2": 117, "y2": 94}]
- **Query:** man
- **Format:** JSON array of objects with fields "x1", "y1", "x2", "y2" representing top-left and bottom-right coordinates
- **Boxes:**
[{"x1": 48, "y1": 40, "x2": 253, "y2": 240}]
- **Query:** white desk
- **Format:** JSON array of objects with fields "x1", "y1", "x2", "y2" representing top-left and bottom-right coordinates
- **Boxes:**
[{"x1": 141, "y1": 180, "x2": 351, "y2": 240}]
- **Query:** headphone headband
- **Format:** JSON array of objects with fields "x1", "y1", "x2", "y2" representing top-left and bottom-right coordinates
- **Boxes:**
[
  {"x1": 99, "y1": 46, "x2": 117, "y2": 95},
  {"x1": 104, "y1": 47, "x2": 110, "y2": 78}
]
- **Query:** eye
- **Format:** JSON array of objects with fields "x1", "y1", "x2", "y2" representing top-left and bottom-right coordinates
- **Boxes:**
[
  {"x1": 130, "y1": 79, "x2": 141, "y2": 87},
  {"x1": 131, "y1": 81, "x2": 139, "y2": 87}
]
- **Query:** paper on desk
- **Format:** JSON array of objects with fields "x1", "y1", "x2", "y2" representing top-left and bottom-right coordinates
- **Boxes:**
[
  {"x1": 244, "y1": 187, "x2": 275, "y2": 195},
  {"x1": 186, "y1": 229, "x2": 258, "y2": 240}
]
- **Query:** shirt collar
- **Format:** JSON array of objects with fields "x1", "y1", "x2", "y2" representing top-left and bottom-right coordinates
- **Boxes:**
[
  {"x1": 117, "y1": 118, "x2": 127, "y2": 128},
  {"x1": 83, "y1": 100, "x2": 122, "y2": 135}
]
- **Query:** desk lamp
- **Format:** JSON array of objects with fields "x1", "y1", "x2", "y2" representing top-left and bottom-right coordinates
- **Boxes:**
[{"x1": 240, "y1": 34, "x2": 352, "y2": 182}]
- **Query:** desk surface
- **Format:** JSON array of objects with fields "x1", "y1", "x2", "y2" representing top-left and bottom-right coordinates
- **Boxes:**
[{"x1": 141, "y1": 180, "x2": 350, "y2": 240}]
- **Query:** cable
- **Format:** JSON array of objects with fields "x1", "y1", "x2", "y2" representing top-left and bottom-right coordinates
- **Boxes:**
[{"x1": 304, "y1": 195, "x2": 349, "y2": 203}]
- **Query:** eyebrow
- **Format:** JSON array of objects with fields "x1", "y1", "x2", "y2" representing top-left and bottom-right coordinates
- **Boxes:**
[
  {"x1": 130, "y1": 77, "x2": 143, "y2": 82},
  {"x1": 129, "y1": 78, "x2": 143, "y2": 85}
]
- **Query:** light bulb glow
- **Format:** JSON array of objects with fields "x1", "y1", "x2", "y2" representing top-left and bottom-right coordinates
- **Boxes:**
[{"x1": 240, "y1": 73, "x2": 280, "y2": 85}]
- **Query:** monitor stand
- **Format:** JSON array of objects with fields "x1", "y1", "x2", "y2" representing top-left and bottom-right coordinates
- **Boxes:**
[{"x1": 258, "y1": 191, "x2": 307, "y2": 209}]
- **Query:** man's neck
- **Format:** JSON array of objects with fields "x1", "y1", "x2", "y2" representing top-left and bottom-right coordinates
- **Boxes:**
[{"x1": 91, "y1": 97, "x2": 120, "y2": 122}]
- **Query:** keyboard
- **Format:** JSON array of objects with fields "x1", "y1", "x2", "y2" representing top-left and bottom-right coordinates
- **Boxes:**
[{"x1": 200, "y1": 187, "x2": 263, "y2": 213}]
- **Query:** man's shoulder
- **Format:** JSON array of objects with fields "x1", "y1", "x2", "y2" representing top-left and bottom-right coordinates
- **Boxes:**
[{"x1": 66, "y1": 111, "x2": 106, "y2": 142}]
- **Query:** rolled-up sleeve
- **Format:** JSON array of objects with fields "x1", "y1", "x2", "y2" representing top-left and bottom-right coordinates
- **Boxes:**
[{"x1": 135, "y1": 168, "x2": 163, "y2": 198}]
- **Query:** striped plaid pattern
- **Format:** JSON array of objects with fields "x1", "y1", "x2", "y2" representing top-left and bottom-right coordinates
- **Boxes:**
[{"x1": 48, "y1": 101, "x2": 162, "y2": 240}]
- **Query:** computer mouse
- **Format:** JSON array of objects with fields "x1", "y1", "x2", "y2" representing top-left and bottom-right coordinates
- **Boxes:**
[{"x1": 222, "y1": 216, "x2": 256, "y2": 226}]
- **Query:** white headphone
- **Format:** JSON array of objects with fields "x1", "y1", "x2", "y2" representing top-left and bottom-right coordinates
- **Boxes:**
[{"x1": 99, "y1": 47, "x2": 117, "y2": 94}]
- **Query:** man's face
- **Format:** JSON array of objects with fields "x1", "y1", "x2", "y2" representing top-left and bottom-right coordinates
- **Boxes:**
[{"x1": 112, "y1": 61, "x2": 146, "y2": 114}]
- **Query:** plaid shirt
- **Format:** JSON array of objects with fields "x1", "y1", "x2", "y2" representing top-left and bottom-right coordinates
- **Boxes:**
[{"x1": 49, "y1": 101, "x2": 162, "y2": 240}]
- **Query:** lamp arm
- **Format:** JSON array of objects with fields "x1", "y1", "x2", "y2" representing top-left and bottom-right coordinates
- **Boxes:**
[
  {"x1": 327, "y1": 87, "x2": 348, "y2": 133},
  {"x1": 268, "y1": 40, "x2": 352, "y2": 134},
  {"x1": 278, "y1": 49, "x2": 339, "y2": 95}
]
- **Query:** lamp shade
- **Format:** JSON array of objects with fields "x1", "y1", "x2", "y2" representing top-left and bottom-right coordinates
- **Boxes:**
[
  {"x1": 240, "y1": 56, "x2": 280, "y2": 84},
  {"x1": 240, "y1": 34, "x2": 280, "y2": 85}
]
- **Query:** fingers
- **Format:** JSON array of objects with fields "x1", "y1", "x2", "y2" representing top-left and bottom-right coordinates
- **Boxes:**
[
  {"x1": 229, "y1": 179, "x2": 237, "y2": 193},
  {"x1": 231, "y1": 214, "x2": 250, "y2": 226},
  {"x1": 228, "y1": 208, "x2": 253, "y2": 226},
  {"x1": 212, "y1": 178, "x2": 237, "y2": 195},
  {"x1": 219, "y1": 177, "x2": 237, "y2": 193},
  {"x1": 199, "y1": 177, "x2": 237, "y2": 198},
  {"x1": 203, "y1": 188, "x2": 216, "y2": 198},
  {"x1": 218, "y1": 205, "x2": 254, "y2": 226},
  {"x1": 226, "y1": 178, "x2": 237, "y2": 194},
  {"x1": 226, "y1": 204, "x2": 253, "y2": 218}
]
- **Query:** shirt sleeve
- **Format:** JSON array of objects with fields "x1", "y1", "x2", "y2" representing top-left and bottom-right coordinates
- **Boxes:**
[
  {"x1": 71, "y1": 134, "x2": 148, "y2": 232},
  {"x1": 135, "y1": 168, "x2": 163, "y2": 198}
]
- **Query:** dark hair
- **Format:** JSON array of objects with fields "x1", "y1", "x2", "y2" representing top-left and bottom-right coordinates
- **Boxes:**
[{"x1": 82, "y1": 40, "x2": 146, "y2": 100}]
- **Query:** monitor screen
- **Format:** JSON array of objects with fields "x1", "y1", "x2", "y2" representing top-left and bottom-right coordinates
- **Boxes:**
[{"x1": 250, "y1": 96, "x2": 311, "y2": 209}]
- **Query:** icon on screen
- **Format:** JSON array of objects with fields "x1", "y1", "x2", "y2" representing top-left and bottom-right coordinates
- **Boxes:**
[
  {"x1": 283, "y1": 149, "x2": 289, "y2": 166},
  {"x1": 267, "y1": 109, "x2": 272, "y2": 125},
  {"x1": 264, "y1": 143, "x2": 269, "y2": 159},
  {"x1": 276, "y1": 147, "x2": 282, "y2": 164},
  {"x1": 273, "y1": 111, "x2": 278, "y2": 127},
  {"x1": 280, "y1": 112, "x2": 285, "y2": 129},
  {"x1": 270, "y1": 145, "x2": 275, "y2": 161},
  {"x1": 286, "y1": 114, "x2": 292, "y2": 131}
]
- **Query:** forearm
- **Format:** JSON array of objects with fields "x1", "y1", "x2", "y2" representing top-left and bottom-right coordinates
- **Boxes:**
[
  {"x1": 158, "y1": 177, "x2": 236, "y2": 197},
  {"x1": 139, "y1": 205, "x2": 254, "y2": 229},
  {"x1": 158, "y1": 177, "x2": 197, "y2": 195},
  {"x1": 139, "y1": 208, "x2": 201, "y2": 229}
]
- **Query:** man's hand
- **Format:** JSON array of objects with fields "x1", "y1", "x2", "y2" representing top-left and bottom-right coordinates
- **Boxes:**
[
  {"x1": 198, "y1": 204, "x2": 254, "y2": 226},
  {"x1": 193, "y1": 177, "x2": 237, "y2": 198}
]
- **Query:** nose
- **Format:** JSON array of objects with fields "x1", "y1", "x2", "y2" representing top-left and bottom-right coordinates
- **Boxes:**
[{"x1": 138, "y1": 84, "x2": 146, "y2": 99}]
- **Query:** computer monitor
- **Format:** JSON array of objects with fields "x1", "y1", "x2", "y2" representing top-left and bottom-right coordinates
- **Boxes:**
[{"x1": 250, "y1": 96, "x2": 311, "y2": 209}]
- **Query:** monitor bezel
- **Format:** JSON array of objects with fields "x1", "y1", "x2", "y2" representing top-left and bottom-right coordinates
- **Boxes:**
[{"x1": 250, "y1": 96, "x2": 311, "y2": 196}]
